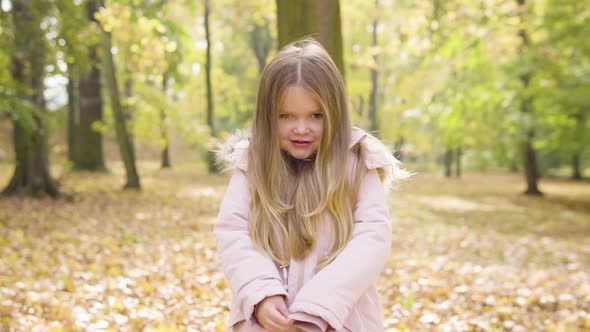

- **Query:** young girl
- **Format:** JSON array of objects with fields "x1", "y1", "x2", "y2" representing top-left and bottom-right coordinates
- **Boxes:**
[{"x1": 215, "y1": 38, "x2": 410, "y2": 332}]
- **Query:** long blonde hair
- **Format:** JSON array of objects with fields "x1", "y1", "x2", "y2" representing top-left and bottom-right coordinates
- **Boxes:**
[{"x1": 247, "y1": 38, "x2": 357, "y2": 269}]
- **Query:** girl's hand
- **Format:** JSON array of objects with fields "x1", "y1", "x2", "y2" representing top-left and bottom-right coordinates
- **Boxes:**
[{"x1": 255, "y1": 295, "x2": 294, "y2": 332}]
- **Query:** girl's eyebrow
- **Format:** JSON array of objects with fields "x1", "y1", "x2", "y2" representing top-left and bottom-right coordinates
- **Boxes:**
[{"x1": 280, "y1": 109, "x2": 322, "y2": 114}]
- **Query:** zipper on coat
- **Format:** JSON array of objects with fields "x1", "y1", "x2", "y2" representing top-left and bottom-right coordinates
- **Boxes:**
[{"x1": 279, "y1": 263, "x2": 289, "y2": 291}]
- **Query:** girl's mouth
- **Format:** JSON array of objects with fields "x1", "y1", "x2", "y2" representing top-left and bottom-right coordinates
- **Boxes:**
[{"x1": 291, "y1": 140, "x2": 312, "y2": 147}]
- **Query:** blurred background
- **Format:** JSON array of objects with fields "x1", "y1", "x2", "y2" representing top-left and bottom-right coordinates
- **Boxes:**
[{"x1": 0, "y1": 0, "x2": 589, "y2": 331}]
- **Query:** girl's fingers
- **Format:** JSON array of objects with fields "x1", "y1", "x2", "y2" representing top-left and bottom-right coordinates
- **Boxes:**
[
  {"x1": 263, "y1": 321, "x2": 285, "y2": 332},
  {"x1": 261, "y1": 318, "x2": 287, "y2": 332},
  {"x1": 270, "y1": 307, "x2": 293, "y2": 329},
  {"x1": 275, "y1": 301, "x2": 291, "y2": 319},
  {"x1": 263, "y1": 307, "x2": 293, "y2": 331}
]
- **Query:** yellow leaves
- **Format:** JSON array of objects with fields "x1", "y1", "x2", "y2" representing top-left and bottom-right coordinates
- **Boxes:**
[
  {"x1": 1, "y1": 166, "x2": 589, "y2": 331},
  {"x1": 108, "y1": 297, "x2": 123, "y2": 311},
  {"x1": 5, "y1": 251, "x2": 19, "y2": 265},
  {"x1": 138, "y1": 280, "x2": 155, "y2": 295},
  {"x1": 62, "y1": 276, "x2": 75, "y2": 293},
  {"x1": 107, "y1": 265, "x2": 123, "y2": 277},
  {"x1": 99, "y1": 236, "x2": 116, "y2": 248},
  {"x1": 153, "y1": 323, "x2": 181, "y2": 332},
  {"x1": 133, "y1": 245, "x2": 146, "y2": 257},
  {"x1": 14, "y1": 228, "x2": 24, "y2": 240}
]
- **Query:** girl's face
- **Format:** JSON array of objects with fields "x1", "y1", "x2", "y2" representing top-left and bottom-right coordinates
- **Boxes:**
[{"x1": 278, "y1": 85, "x2": 324, "y2": 160}]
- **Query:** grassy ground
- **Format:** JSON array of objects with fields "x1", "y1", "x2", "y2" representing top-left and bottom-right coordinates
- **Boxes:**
[{"x1": 0, "y1": 162, "x2": 588, "y2": 331}]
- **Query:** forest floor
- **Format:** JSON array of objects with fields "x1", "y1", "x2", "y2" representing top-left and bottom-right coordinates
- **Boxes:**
[{"x1": 0, "y1": 161, "x2": 589, "y2": 332}]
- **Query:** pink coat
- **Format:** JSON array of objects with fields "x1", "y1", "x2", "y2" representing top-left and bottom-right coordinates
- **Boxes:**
[{"x1": 214, "y1": 127, "x2": 410, "y2": 332}]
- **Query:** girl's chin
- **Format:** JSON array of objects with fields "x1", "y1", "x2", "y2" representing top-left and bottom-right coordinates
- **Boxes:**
[{"x1": 285, "y1": 148, "x2": 316, "y2": 160}]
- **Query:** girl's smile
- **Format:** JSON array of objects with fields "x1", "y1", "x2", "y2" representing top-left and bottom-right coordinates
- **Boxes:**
[{"x1": 291, "y1": 140, "x2": 312, "y2": 147}]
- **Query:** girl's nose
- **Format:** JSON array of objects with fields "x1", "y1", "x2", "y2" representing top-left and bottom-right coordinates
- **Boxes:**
[{"x1": 293, "y1": 119, "x2": 309, "y2": 134}]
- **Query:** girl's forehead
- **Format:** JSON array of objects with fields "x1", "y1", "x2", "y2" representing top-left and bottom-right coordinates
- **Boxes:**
[{"x1": 280, "y1": 85, "x2": 321, "y2": 112}]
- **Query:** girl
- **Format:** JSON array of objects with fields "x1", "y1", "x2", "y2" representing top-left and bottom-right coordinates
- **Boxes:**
[{"x1": 215, "y1": 38, "x2": 410, "y2": 332}]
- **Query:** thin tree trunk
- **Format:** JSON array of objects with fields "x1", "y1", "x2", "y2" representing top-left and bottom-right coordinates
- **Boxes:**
[
  {"x1": 356, "y1": 95, "x2": 365, "y2": 118},
  {"x1": 249, "y1": 21, "x2": 272, "y2": 75},
  {"x1": 394, "y1": 136, "x2": 405, "y2": 161},
  {"x1": 455, "y1": 146, "x2": 462, "y2": 178},
  {"x1": 368, "y1": 0, "x2": 379, "y2": 135},
  {"x1": 571, "y1": 111, "x2": 584, "y2": 180},
  {"x1": 161, "y1": 72, "x2": 171, "y2": 168},
  {"x1": 571, "y1": 153, "x2": 582, "y2": 180},
  {"x1": 517, "y1": 0, "x2": 541, "y2": 195},
  {"x1": 444, "y1": 147, "x2": 452, "y2": 178},
  {"x1": 3, "y1": 0, "x2": 60, "y2": 197},
  {"x1": 123, "y1": 76, "x2": 136, "y2": 163},
  {"x1": 161, "y1": 110, "x2": 171, "y2": 169},
  {"x1": 67, "y1": 64, "x2": 79, "y2": 165},
  {"x1": 204, "y1": 0, "x2": 219, "y2": 173},
  {"x1": 523, "y1": 139, "x2": 540, "y2": 193},
  {"x1": 101, "y1": 30, "x2": 140, "y2": 189}
]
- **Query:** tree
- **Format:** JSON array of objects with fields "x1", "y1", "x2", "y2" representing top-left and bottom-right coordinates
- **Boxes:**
[
  {"x1": 276, "y1": 0, "x2": 345, "y2": 75},
  {"x1": 204, "y1": 0, "x2": 219, "y2": 174},
  {"x1": 249, "y1": 14, "x2": 273, "y2": 75},
  {"x1": 368, "y1": 0, "x2": 379, "y2": 135},
  {"x1": 160, "y1": 71, "x2": 171, "y2": 168},
  {"x1": 74, "y1": 0, "x2": 106, "y2": 171},
  {"x1": 2, "y1": 0, "x2": 60, "y2": 197},
  {"x1": 516, "y1": 0, "x2": 541, "y2": 195},
  {"x1": 100, "y1": 14, "x2": 141, "y2": 189},
  {"x1": 536, "y1": 0, "x2": 590, "y2": 180}
]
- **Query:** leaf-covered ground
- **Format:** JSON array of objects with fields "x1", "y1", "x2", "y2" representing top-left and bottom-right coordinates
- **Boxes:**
[{"x1": 0, "y1": 162, "x2": 589, "y2": 332}]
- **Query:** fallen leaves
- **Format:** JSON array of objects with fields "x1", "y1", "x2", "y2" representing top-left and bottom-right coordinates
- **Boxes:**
[{"x1": 0, "y1": 164, "x2": 588, "y2": 331}]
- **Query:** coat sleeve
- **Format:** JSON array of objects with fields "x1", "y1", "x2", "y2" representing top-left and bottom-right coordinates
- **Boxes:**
[
  {"x1": 288, "y1": 169, "x2": 392, "y2": 331},
  {"x1": 214, "y1": 170, "x2": 288, "y2": 325}
]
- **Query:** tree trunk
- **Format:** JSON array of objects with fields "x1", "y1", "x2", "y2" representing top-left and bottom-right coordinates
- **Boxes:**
[
  {"x1": 204, "y1": 0, "x2": 219, "y2": 173},
  {"x1": 444, "y1": 147, "x2": 452, "y2": 178},
  {"x1": 455, "y1": 146, "x2": 462, "y2": 178},
  {"x1": 368, "y1": 0, "x2": 379, "y2": 135},
  {"x1": 394, "y1": 136, "x2": 405, "y2": 161},
  {"x1": 276, "y1": 0, "x2": 345, "y2": 76},
  {"x1": 101, "y1": 30, "x2": 140, "y2": 189},
  {"x1": 3, "y1": 0, "x2": 60, "y2": 197},
  {"x1": 571, "y1": 111, "x2": 584, "y2": 180},
  {"x1": 76, "y1": 46, "x2": 106, "y2": 171},
  {"x1": 67, "y1": 64, "x2": 79, "y2": 165},
  {"x1": 123, "y1": 76, "x2": 136, "y2": 163},
  {"x1": 571, "y1": 153, "x2": 582, "y2": 180},
  {"x1": 356, "y1": 95, "x2": 365, "y2": 118},
  {"x1": 161, "y1": 72, "x2": 171, "y2": 168},
  {"x1": 249, "y1": 20, "x2": 273, "y2": 75},
  {"x1": 74, "y1": 0, "x2": 106, "y2": 171},
  {"x1": 517, "y1": 0, "x2": 541, "y2": 195},
  {"x1": 523, "y1": 139, "x2": 541, "y2": 194}
]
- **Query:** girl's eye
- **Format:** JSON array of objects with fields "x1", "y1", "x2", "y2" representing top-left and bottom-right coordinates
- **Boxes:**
[
  {"x1": 279, "y1": 114, "x2": 291, "y2": 119},
  {"x1": 311, "y1": 113, "x2": 323, "y2": 119}
]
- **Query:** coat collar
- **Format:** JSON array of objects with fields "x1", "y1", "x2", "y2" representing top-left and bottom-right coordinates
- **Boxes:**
[{"x1": 215, "y1": 126, "x2": 413, "y2": 191}]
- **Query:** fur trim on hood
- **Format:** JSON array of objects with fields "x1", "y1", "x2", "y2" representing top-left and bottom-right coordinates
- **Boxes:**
[{"x1": 214, "y1": 127, "x2": 413, "y2": 190}]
